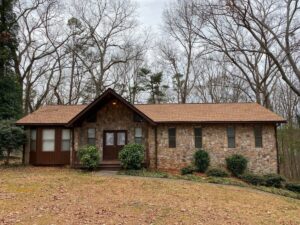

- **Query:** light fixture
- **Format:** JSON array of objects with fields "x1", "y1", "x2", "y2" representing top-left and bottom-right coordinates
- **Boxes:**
[{"x1": 112, "y1": 101, "x2": 117, "y2": 105}]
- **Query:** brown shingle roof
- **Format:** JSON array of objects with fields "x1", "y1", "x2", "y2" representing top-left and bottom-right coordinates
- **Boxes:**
[
  {"x1": 16, "y1": 102, "x2": 285, "y2": 125},
  {"x1": 16, "y1": 105, "x2": 87, "y2": 125},
  {"x1": 135, "y1": 103, "x2": 285, "y2": 123}
]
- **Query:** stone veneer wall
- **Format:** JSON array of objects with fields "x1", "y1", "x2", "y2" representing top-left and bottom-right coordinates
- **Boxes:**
[
  {"x1": 148, "y1": 124, "x2": 278, "y2": 174},
  {"x1": 73, "y1": 99, "x2": 149, "y2": 163}
]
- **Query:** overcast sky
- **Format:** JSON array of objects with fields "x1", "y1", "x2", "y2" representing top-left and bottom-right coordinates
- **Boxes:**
[{"x1": 136, "y1": 0, "x2": 170, "y2": 32}]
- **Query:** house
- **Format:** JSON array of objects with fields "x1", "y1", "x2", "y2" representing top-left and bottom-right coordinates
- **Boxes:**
[{"x1": 16, "y1": 89, "x2": 286, "y2": 173}]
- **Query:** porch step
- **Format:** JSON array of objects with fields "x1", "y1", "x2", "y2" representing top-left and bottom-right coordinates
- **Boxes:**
[{"x1": 99, "y1": 162, "x2": 121, "y2": 171}]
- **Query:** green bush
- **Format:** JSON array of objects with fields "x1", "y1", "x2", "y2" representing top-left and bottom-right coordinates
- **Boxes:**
[
  {"x1": 240, "y1": 173, "x2": 265, "y2": 186},
  {"x1": 285, "y1": 182, "x2": 300, "y2": 193},
  {"x1": 194, "y1": 149, "x2": 210, "y2": 172},
  {"x1": 181, "y1": 166, "x2": 195, "y2": 175},
  {"x1": 226, "y1": 154, "x2": 248, "y2": 176},
  {"x1": 263, "y1": 174, "x2": 285, "y2": 188},
  {"x1": 119, "y1": 143, "x2": 144, "y2": 170},
  {"x1": 78, "y1": 145, "x2": 100, "y2": 170},
  {"x1": 206, "y1": 168, "x2": 229, "y2": 177}
]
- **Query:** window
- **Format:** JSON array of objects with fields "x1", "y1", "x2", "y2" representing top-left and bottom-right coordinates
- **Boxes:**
[
  {"x1": 134, "y1": 128, "x2": 143, "y2": 144},
  {"x1": 105, "y1": 132, "x2": 114, "y2": 146},
  {"x1": 168, "y1": 128, "x2": 176, "y2": 148},
  {"x1": 30, "y1": 129, "x2": 37, "y2": 151},
  {"x1": 133, "y1": 113, "x2": 143, "y2": 122},
  {"x1": 61, "y1": 129, "x2": 71, "y2": 151},
  {"x1": 42, "y1": 129, "x2": 55, "y2": 152},
  {"x1": 194, "y1": 127, "x2": 202, "y2": 148},
  {"x1": 254, "y1": 125, "x2": 263, "y2": 148},
  {"x1": 87, "y1": 128, "x2": 96, "y2": 145},
  {"x1": 117, "y1": 132, "x2": 126, "y2": 146},
  {"x1": 227, "y1": 126, "x2": 235, "y2": 148}
]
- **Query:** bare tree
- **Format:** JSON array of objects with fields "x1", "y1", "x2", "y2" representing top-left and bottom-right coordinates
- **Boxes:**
[
  {"x1": 160, "y1": 0, "x2": 205, "y2": 103},
  {"x1": 222, "y1": 0, "x2": 300, "y2": 96}
]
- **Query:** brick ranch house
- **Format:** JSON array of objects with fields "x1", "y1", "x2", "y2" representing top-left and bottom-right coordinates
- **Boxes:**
[{"x1": 16, "y1": 89, "x2": 286, "y2": 173}]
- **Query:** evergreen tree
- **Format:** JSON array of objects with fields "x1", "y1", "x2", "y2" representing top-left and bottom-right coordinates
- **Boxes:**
[
  {"x1": 0, "y1": 0, "x2": 19, "y2": 77},
  {"x1": 0, "y1": 0, "x2": 22, "y2": 119},
  {"x1": 138, "y1": 68, "x2": 169, "y2": 104}
]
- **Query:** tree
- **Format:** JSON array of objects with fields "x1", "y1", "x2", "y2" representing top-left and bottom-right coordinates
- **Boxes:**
[
  {"x1": 160, "y1": 0, "x2": 204, "y2": 103},
  {"x1": 0, "y1": 75, "x2": 22, "y2": 119},
  {"x1": 221, "y1": 0, "x2": 300, "y2": 96},
  {"x1": 138, "y1": 68, "x2": 169, "y2": 104},
  {"x1": 0, "y1": 0, "x2": 18, "y2": 78},
  {"x1": 0, "y1": 120, "x2": 26, "y2": 165}
]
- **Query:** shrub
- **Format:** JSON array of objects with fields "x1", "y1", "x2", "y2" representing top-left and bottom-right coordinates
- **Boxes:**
[
  {"x1": 181, "y1": 166, "x2": 195, "y2": 175},
  {"x1": 263, "y1": 174, "x2": 285, "y2": 188},
  {"x1": 206, "y1": 168, "x2": 229, "y2": 177},
  {"x1": 240, "y1": 173, "x2": 265, "y2": 186},
  {"x1": 78, "y1": 145, "x2": 100, "y2": 170},
  {"x1": 119, "y1": 143, "x2": 144, "y2": 170},
  {"x1": 285, "y1": 182, "x2": 300, "y2": 193},
  {"x1": 194, "y1": 149, "x2": 210, "y2": 172},
  {"x1": 226, "y1": 154, "x2": 248, "y2": 176}
]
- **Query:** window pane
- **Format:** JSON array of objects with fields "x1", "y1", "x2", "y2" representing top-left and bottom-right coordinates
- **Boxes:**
[
  {"x1": 105, "y1": 132, "x2": 114, "y2": 146},
  {"x1": 42, "y1": 129, "x2": 55, "y2": 152},
  {"x1": 30, "y1": 129, "x2": 37, "y2": 151},
  {"x1": 168, "y1": 128, "x2": 176, "y2": 148},
  {"x1": 194, "y1": 128, "x2": 202, "y2": 148},
  {"x1": 88, "y1": 138, "x2": 96, "y2": 146},
  {"x1": 62, "y1": 140, "x2": 70, "y2": 151},
  {"x1": 135, "y1": 128, "x2": 142, "y2": 137},
  {"x1": 227, "y1": 126, "x2": 235, "y2": 148},
  {"x1": 117, "y1": 132, "x2": 126, "y2": 146},
  {"x1": 43, "y1": 129, "x2": 55, "y2": 140},
  {"x1": 254, "y1": 126, "x2": 263, "y2": 148},
  {"x1": 31, "y1": 129, "x2": 36, "y2": 140},
  {"x1": 62, "y1": 129, "x2": 70, "y2": 139},
  {"x1": 43, "y1": 140, "x2": 55, "y2": 152},
  {"x1": 135, "y1": 137, "x2": 143, "y2": 144},
  {"x1": 88, "y1": 128, "x2": 96, "y2": 138}
]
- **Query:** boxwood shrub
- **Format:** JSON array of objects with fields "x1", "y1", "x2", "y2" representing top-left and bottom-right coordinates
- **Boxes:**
[
  {"x1": 194, "y1": 149, "x2": 210, "y2": 172},
  {"x1": 181, "y1": 166, "x2": 195, "y2": 175},
  {"x1": 285, "y1": 182, "x2": 300, "y2": 193},
  {"x1": 206, "y1": 168, "x2": 229, "y2": 177},
  {"x1": 119, "y1": 143, "x2": 144, "y2": 170},
  {"x1": 78, "y1": 145, "x2": 100, "y2": 170},
  {"x1": 226, "y1": 154, "x2": 248, "y2": 176},
  {"x1": 240, "y1": 173, "x2": 265, "y2": 186},
  {"x1": 263, "y1": 174, "x2": 285, "y2": 188}
]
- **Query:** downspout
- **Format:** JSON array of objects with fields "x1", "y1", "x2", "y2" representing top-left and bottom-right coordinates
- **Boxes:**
[
  {"x1": 274, "y1": 124, "x2": 280, "y2": 174},
  {"x1": 71, "y1": 128, "x2": 75, "y2": 168},
  {"x1": 154, "y1": 126, "x2": 158, "y2": 170}
]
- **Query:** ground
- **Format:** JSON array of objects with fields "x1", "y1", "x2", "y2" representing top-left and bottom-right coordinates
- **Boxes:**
[{"x1": 0, "y1": 167, "x2": 299, "y2": 225}]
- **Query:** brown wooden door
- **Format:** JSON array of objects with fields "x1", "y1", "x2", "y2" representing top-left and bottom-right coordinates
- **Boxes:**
[{"x1": 103, "y1": 130, "x2": 127, "y2": 161}]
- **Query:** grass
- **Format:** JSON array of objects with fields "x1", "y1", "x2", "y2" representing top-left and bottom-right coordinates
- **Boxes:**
[
  {"x1": 0, "y1": 167, "x2": 300, "y2": 225},
  {"x1": 118, "y1": 169, "x2": 300, "y2": 200}
]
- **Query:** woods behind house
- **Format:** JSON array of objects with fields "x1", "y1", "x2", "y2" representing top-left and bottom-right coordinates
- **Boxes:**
[{"x1": 0, "y1": 0, "x2": 299, "y2": 179}]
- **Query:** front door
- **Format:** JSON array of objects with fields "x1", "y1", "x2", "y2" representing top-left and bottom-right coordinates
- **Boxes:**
[{"x1": 103, "y1": 130, "x2": 127, "y2": 161}]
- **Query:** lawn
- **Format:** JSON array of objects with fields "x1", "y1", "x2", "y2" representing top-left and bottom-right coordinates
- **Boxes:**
[{"x1": 0, "y1": 167, "x2": 299, "y2": 225}]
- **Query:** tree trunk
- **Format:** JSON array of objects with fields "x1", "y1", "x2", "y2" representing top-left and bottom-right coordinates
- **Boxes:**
[{"x1": 5, "y1": 149, "x2": 11, "y2": 165}]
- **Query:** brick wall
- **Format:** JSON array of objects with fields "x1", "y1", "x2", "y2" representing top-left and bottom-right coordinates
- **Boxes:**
[{"x1": 148, "y1": 124, "x2": 278, "y2": 174}]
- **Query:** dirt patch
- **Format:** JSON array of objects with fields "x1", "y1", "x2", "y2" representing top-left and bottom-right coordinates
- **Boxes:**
[{"x1": 0, "y1": 167, "x2": 299, "y2": 225}]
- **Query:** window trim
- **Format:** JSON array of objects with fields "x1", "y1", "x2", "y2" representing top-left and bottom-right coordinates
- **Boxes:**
[
  {"x1": 194, "y1": 127, "x2": 202, "y2": 149},
  {"x1": 168, "y1": 127, "x2": 176, "y2": 148},
  {"x1": 227, "y1": 126, "x2": 235, "y2": 148},
  {"x1": 254, "y1": 125, "x2": 263, "y2": 148}
]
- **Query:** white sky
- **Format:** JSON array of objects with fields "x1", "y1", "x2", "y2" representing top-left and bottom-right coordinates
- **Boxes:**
[{"x1": 136, "y1": 0, "x2": 170, "y2": 32}]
